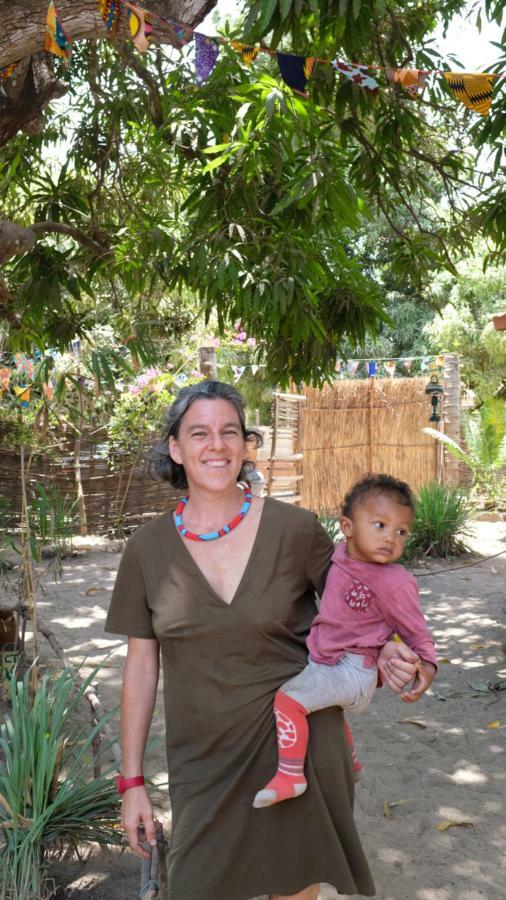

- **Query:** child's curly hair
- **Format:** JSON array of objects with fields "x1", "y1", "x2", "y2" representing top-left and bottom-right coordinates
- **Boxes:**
[{"x1": 341, "y1": 474, "x2": 415, "y2": 518}]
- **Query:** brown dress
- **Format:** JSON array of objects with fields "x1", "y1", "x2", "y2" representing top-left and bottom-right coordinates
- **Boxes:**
[{"x1": 105, "y1": 498, "x2": 375, "y2": 900}]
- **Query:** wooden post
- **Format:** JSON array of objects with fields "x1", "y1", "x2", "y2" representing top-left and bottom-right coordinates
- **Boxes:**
[
  {"x1": 367, "y1": 377, "x2": 375, "y2": 474},
  {"x1": 74, "y1": 373, "x2": 88, "y2": 536},
  {"x1": 266, "y1": 393, "x2": 279, "y2": 497},
  {"x1": 198, "y1": 347, "x2": 217, "y2": 380},
  {"x1": 442, "y1": 353, "x2": 461, "y2": 484}
]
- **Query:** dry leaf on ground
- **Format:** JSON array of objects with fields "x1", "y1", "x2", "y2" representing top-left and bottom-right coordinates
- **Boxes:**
[{"x1": 436, "y1": 819, "x2": 474, "y2": 831}]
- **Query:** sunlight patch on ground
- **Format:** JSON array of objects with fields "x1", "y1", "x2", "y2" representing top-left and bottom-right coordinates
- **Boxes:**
[
  {"x1": 448, "y1": 764, "x2": 487, "y2": 785},
  {"x1": 376, "y1": 847, "x2": 411, "y2": 864}
]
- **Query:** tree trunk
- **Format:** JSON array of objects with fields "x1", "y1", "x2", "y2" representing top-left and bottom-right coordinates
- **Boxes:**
[{"x1": 0, "y1": 0, "x2": 218, "y2": 146}]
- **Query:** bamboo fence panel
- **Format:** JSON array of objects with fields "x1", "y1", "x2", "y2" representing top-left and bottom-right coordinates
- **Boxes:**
[{"x1": 301, "y1": 377, "x2": 437, "y2": 515}]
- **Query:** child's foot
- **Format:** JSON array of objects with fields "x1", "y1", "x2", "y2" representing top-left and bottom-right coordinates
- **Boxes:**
[{"x1": 253, "y1": 772, "x2": 307, "y2": 808}]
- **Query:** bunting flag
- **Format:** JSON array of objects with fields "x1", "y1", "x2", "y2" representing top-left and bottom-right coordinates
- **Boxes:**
[
  {"x1": 195, "y1": 33, "x2": 220, "y2": 83},
  {"x1": 420, "y1": 357, "x2": 430, "y2": 371},
  {"x1": 231, "y1": 41, "x2": 259, "y2": 67},
  {"x1": 0, "y1": 367, "x2": 11, "y2": 393},
  {"x1": 384, "y1": 360, "x2": 396, "y2": 377},
  {"x1": 402, "y1": 358, "x2": 413, "y2": 370},
  {"x1": 435, "y1": 354, "x2": 446, "y2": 368},
  {"x1": 98, "y1": 0, "x2": 120, "y2": 35},
  {"x1": 70, "y1": 338, "x2": 81, "y2": 355},
  {"x1": 277, "y1": 52, "x2": 315, "y2": 96},
  {"x1": 347, "y1": 360, "x2": 360, "y2": 376},
  {"x1": 443, "y1": 72, "x2": 497, "y2": 116},
  {"x1": 232, "y1": 365, "x2": 246, "y2": 382},
  {"x1": 0, "y1": 60, "x2": 21, "y2": 80},
  {"x1": 332, "y1": 59, "x2": 379, "y2": 94},
  {"x1": 335, "y1": 360, "x2": 343, "y2": 373},
  {"x1": 44, "y1": 1, "x2": 72, "y2": 60},
  {"x1": 126, "y1": 2, "x2": 153, "y2": 52},
  {"x1": 386, "y1": 67, "x2": 427, "y2": 97},
  {"x1": 14, "y1": 385, "x2": 31, "y2": 407},
  {"x1": 251, "y1": 365, "x2": 259, "y2": 375},
  {"x1": 367, "y1": 360, "x2": 377, "y2": 377}
]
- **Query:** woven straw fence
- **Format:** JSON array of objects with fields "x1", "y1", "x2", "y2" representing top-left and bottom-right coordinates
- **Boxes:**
[
  {"x1": 300, "y1": 377, "x2": 437, "y2": 515},
  {"x1": 0, "y1": 430, "x2": 181, "y2": 536}
]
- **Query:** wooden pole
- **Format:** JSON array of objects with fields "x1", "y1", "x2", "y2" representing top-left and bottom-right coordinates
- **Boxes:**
[
  {"x1": 266, "y1": 393, "x2": 279, "y2": 497},
  {"x1": 367, "y1": 377, "x2": 374, "y2": 473},
  {"x1": 198, "y1": 347, "x2": 217, "y2": 380}
]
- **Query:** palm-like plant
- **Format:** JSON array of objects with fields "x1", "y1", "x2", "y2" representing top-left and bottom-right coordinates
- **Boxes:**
[
  {"x1": 424, "y1": 398, "x2": 506, "y2": 507},
  {"x1": 0, "y1": 667, "x2": 122, "y2": 900}
]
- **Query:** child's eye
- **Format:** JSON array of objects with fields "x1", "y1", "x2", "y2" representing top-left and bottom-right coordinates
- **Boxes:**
[
  {"x1": 373, "y1": 521, "x2": 384, "y2": 529},
  {"x1": 397, "y1": 529, "x2": 409, "y2": 537}
]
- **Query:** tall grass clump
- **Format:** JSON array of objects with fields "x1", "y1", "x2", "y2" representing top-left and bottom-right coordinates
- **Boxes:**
[
  {"x1": 404, "y1": 482, "x2": 472, "y2": 560},
  {"x1": 0, "y1": 667, "x2": 122, "y2": 900}
]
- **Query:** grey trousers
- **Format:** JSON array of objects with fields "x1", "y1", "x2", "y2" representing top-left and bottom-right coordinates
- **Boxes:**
[{"x1": 283, "y1": 652, "x2": 377, "y2": 715}]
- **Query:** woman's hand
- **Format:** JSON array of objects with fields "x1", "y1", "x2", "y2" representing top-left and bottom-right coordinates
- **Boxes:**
[
  {"x1": 399, "y1": 660, "x2": 437, "y2": 703},
  {"x1": 378, "y1": 640, "x2": 436, "y2": 701},
  {"x1": 122, "y1": 786, "x2": 158, "y2": 859}
]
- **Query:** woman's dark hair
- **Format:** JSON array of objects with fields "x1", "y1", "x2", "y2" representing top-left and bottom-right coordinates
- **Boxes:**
[
  {"x1": 146, "y1": 380, "x2": 263, "y2": 489},
  {"x1": 341, "y1": 474, "x2": 415, "y2": 518}
]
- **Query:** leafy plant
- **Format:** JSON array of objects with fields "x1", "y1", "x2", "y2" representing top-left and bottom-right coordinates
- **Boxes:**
[
  {"x1": 318, "y1": 512, "x2": 342, "y2": 543},
  {"x1": 29, "y1": 482, "x2": 77, "y2": 556},
  {"x1": 424, "y1": 398, "x2": 506, "y2": 507},
  {"x1": 0, "y1": 667, "x2": 122, "y2": 900},
  {"x1": 404, "y1": 481, "x2": 472, "y2": 560}
]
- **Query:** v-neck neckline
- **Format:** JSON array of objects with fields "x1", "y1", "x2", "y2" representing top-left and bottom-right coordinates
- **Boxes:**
[{"x1": 169, "y1": 497, "x2": 269, "y2": 608}]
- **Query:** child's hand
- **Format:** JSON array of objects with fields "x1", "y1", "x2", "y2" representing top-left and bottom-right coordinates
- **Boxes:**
[
  {"x1": 400, "y1": 660, "x2": 437, "y2": 703},
  {"x1": 378, "y1": 640, "x2": 421, "y2": 693}
]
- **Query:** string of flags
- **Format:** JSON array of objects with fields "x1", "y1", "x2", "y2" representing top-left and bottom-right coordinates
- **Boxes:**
[
  {"x1": 334, "y1": 354, "x2": 447, "y2": 379},
  {"x1": 0, "y1": 0, "x2": 502, "y2": 117}
]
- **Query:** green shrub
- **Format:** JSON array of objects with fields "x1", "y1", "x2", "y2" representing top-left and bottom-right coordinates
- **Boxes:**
[
  {"x1": 405, "y1": 481, "x2": 472, "y2": 560},
  {"x1": 0, "y1": 667, "x2": 122, "y2": 900},
  {"x1": 318, "y1": 513, "x2": 342, "y2": 543}
]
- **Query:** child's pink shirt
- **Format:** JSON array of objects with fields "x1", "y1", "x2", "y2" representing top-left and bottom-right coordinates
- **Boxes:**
[{"x1": 306, "y1": 542, "x2": 437, "y2": 669}]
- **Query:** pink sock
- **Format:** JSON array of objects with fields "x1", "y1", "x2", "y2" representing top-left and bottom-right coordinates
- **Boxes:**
[{"x1": 253, "y1": 690, "x2": 309, "y2": 808}]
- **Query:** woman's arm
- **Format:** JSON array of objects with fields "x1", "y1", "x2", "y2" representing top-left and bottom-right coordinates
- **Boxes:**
[
  {"x1": 121, "y1": 637, "x2": 160, "y2": 859},
  {"x1": 377, "y1": 640, "x2": 436, "y2": 700}
]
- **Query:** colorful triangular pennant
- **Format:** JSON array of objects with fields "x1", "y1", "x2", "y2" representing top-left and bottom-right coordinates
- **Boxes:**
[
  {"x1": 347, "y1": 360, "x2": 360, "y2": 376},
  {"x1": 384, "y1": 360, "x2": 396, "y2": 377},
  {"x1": 367, "y1": 360, "x2": 377, "y2": 377},
  {"x1": 386, "y1": 68, "x2": 427, "y2": 97},
  {"x1": 98, "y1": 0, "x2": 120, "y2": 35},
  {"x1": 195, "y1": 32, "x2": 220, "y2": 82},
  {"x1": 231, "y1": 41, "x2": 259, "y2": 67},
  {"x1": 332, "y1": 59, "x2": 379, "y2": 94},
  {"x1": 277, "y1": 52, "x2": 315, "y2": 96},
  {"x1": 126, "y1": 2, "x2": 153, "y2": 52},
  {"x1": 45, "y1": 1, "x2": 72, "y2": 60},
  {"x1": 443, "y1": 72, "x2": 497, "y2": 116}
]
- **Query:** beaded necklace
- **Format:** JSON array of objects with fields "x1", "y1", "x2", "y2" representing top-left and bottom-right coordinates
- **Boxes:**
[{"x1": 174, "y1": 489, "x2": 253, "y2": 542}]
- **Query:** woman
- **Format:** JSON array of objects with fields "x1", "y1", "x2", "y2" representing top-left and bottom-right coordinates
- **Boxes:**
[{"x1": 105, "y1": 381, "x2": 435, "y2": 900}]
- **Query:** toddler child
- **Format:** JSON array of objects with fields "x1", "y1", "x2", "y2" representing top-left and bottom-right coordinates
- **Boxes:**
[{"x1": 253, "y1": 474, "x2": 437, "y2": 808}]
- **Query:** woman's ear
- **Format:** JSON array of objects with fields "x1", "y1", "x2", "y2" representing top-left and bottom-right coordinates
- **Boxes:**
[
  {"x1": 168, "y1": 435, "x2": 182, "y2": 464},
  {"x1": 340, "y1": 516, "x2": 353, "y2": 538}
]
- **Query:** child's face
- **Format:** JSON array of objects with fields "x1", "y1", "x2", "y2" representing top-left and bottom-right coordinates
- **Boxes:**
[{"x1": 340, "y1": 493, "x2": 413, "y2": 565}]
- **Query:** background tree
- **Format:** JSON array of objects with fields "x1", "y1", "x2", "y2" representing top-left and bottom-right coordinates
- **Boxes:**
[{"x1": 0, "y1": 0, "x2": 505, "y2": 383}]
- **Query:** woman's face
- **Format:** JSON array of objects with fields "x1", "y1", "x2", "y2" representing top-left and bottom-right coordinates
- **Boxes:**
[{"x1": 168, "y1": 398, "x2": 247, "y2": 494}]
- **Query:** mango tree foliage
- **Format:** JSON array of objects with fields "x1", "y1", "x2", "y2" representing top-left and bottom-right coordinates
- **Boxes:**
[{"x1": 0, "y1": 0, "x2": 505, "y2": 383}]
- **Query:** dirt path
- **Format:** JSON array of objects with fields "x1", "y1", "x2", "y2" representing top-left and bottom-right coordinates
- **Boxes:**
[{"x1": 2, "y1": 522, "x2": 505, "y2": 900}]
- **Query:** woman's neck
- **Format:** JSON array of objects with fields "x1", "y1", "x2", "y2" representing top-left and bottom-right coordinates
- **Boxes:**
[{"x1": 182, "y1": 484, "x2": 246, "y2": 531}]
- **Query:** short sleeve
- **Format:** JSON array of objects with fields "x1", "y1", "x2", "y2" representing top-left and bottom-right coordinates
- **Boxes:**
[
  {"x1": 105, "y1": 538, "x2": 156, "y2": 639},
  {"x1": 306, "y1": 518, "x2": 334, "y2": 597}
]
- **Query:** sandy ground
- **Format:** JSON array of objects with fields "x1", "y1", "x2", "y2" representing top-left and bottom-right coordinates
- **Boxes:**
[{"x1": 1, "y1": 521, "x2": 505, "y2": 900}]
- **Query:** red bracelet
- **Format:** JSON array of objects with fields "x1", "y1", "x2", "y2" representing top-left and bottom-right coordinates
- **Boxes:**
[{"x1": 115, "y1": 774, "x2": 145, "y2": 794}]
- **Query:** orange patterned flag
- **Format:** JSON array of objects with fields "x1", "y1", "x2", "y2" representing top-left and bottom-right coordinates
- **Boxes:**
[
  {"x1": 443, "y1": 72, "x2": 497, "y2": 116},
  {"x1": 386, "y1": 68, "x2": 427, "y2": 97}
]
